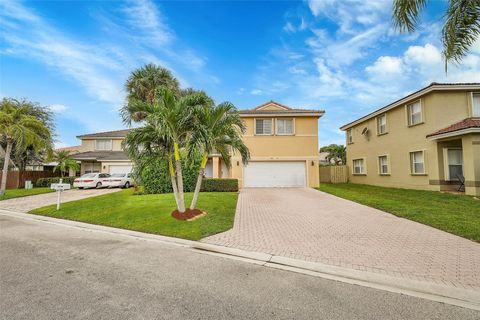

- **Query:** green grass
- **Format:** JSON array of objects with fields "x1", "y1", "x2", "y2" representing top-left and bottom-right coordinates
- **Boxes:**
[
  {"x1": 319, "y1": 183, "x2": 480, "y2": 242},
  {"x1": 0, "y1": 188, "x2": 54, "y2": 201},
  {"x1": 30, "y1": 189, "x2": 238, "y2": 240}
]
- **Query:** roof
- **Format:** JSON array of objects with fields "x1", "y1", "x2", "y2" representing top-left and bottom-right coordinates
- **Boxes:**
[
  {"x1": 76, "y1": 129, "x2": 130, "y2": 139},
  {"x1": 55, "y1": 145, "x2": 82, "y2": 154},
  {"x1": 239, "y1": 101, "x2": 324, "y2": 117},
  {"x1": 426, "y1": 117, "x2": 480, "y2": 139},
  {"x1": 71, "y1": 151, "x2": 129, "y2": 161},
  {"x1": 340, "y1": 82, "x2": 480, "y2": 130}
]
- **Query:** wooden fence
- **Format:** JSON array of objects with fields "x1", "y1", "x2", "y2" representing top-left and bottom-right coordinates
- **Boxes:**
[
  {"x1": 0, "y1": 171, "x2": 61, "y2": 189},
  {"x1": 319, "y1": 165, "x2": 348, "y2": 184}
]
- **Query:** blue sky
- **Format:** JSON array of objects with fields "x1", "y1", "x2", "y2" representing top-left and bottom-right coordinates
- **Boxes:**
[{"x1": 1, "y1": 0, "x2": 479, "y2": 148}]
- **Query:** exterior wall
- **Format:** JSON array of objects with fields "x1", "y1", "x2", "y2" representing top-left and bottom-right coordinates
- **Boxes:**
[
  {"x1": 345, "y1": 90, "x2": 475, "y2": 191},
  {"x1": 80, "y1": 138, "x2": 124, "y2": 152},
  {"x1": 462, "y1": 133, "x2": 480, "y2": 196},
  {"x1": 231, "y1": 115, "x2": 320, "y2": 188}
]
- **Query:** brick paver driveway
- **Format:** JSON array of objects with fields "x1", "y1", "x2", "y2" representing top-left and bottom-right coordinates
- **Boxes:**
[
  {"x1": 203, "y1": 188, "x2": 480, "y2": 290},
  {"x1": 0, "y1": 188, "x2": 120, "y2": 212}
]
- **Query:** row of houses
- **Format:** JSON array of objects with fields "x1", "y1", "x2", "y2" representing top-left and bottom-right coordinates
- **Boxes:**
[{"x1": 64, "y1": 82, "x2": 479, "y2": 196}]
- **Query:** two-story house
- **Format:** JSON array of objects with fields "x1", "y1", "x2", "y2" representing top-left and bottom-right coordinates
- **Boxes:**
[
  {"x1": 71, "y1": 101, "x2": 324, "y2": 188},
  {"x1": 340, "y1": 83, "x2": 480, "y2": 196}
]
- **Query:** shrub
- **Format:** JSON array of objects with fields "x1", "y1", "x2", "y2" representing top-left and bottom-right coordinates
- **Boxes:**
[
  {"x1": 200, "y1": 178, "x2": 238, "y2": 192},
  {"x1": 36, "y1": 176, "x2": 76, "y2": 187}
]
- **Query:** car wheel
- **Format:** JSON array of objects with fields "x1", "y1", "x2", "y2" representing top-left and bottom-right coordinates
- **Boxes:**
[
  {"x1": 96, "y1": 182, "x2": 102, "y2": 189},
  {"x1": 124, "y1": 182, "x2": 130, "y2": 189}
]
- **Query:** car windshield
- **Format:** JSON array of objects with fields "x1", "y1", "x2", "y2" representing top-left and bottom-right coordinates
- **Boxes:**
[
  {"x1": 81, "y1": 173, "x2": 96, "y2": 178},
  {"x1": 110, "y1": 174, "x2": 125, "y2": 177}
]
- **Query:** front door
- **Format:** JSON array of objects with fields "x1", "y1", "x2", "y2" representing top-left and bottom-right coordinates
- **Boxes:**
[{"x1": 447, "y1": 149, "x2": 463, "y2": 181}]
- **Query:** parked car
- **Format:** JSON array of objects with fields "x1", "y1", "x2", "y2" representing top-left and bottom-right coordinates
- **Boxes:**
[
  {"x1": 73, "y1": 173, "x2": 111, "y2": 189},
  {"x1": 103, "y1": 173, "x2": 134, "y2": 188}
]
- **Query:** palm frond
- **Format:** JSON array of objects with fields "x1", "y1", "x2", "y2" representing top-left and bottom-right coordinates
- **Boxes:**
[{"x1": 392, "y1": 0, "x2": 428, "y2": 32}]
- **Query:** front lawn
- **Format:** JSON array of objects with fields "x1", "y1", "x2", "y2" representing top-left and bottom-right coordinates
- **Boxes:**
[
  {"x1": 319, "y1": 183, "x2": 480, "y2": 242},
  {"x1": 0, "y1": 188, "x2": 54, "y2": 201},
  {"x1": 30, "y1": 189, "x2": 238, "y2": 240}
]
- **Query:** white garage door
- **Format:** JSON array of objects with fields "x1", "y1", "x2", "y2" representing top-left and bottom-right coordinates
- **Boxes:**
[
  {"x1": 244, "y1": 161, "x2": 306, "y2": 187},
  {"x1": 109, "y1": 165, "x2": 133, "y2": 174}
]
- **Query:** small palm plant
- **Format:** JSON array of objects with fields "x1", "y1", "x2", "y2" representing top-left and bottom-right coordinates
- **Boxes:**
[
  {"x1": 51, "y1": 150, "x2": 80, "y2": 178},
  {"x1": 0, "y1": 98, "x2": 52, "y2": 195},
  {"x1": 188, "y1": 102, "x2": 250, "y2": 210}
]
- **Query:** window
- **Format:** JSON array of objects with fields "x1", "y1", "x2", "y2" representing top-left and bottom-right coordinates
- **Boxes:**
[
  {"x1": 407, "y1": 100, "x2": 422, "y2": 126},
  {"x1": 99, "y1": 173, "x2": 110, "y2": 178},
  {"x1": 95, "y1": 139, "x2": 112, "y2": 150},
  {"x1": 255, "y1": 119, "x2": 272, "y2": 135},
  {"x1": 347, "y1": 129, "x2": 353, "y2": 144},
  {"x1": 352, "y1": 158, "x2": 365, "y2": 174},
  {"x1": 378, "y1": 155, "x2": 389, "y2": 175},
  {"x1": 276, "y1": 118, "x2": 294, "y2": 135},
  {"x1": 410, "y1": 151, "x2": 425, "y2": 174},
  {"x1": 377, "y1": 114, "x2": 387, "y2": 135},
  {"x1": 473, "y1": 93, "x2": 480, "y2": 117},
  {"x1": 447, "y1": 149, "x2": 463, "y2": 181}
]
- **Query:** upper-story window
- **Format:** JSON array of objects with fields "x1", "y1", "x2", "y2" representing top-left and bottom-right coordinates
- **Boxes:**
[
  {"x1": 407, "y1": 100, "x2": 422, "y2": 126},
  {"x1": 377, "y1": 114, "x2": 387, "y2": 135},
  {"x1": 473, "y1": 93, "x2": 480, "y2": 117},
  {"x1": 95, "y1": 139, "x2": 112, "y2": 150},
  {"x1": 276, "y1": 118, "x2": 294, "y2": 135},
  {"x1": 347, "y1": 128, "x2": 353, "y2": 144},
  {"x1": 255, "y1": 118, "x2": 273, "y2": 135}
]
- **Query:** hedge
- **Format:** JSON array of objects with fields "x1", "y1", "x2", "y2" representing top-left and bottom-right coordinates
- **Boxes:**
[
  {"x1": 200, "y1": 178, "x2": 238, "y2": 192},
  {"x1": 35, "y1": 176, "x2": 76, "y2": 187}
]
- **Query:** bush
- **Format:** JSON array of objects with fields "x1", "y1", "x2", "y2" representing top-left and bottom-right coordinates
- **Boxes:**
[
  {"x1": 35, "y1": 176, "x2": 76, "y2": 187},
  {"x1": 200, "y1": 178, "x2": 238, "y2": 192}
]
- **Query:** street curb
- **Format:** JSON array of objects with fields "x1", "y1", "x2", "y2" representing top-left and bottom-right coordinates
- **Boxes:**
[{"x1": 1, "y1": 209, "x2": 479, "y2": 311}]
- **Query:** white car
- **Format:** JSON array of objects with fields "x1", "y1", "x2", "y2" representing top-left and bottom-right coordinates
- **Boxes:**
[
  {"x1": 103, "y1": 173, "x2": 134, "y2": 189},
  {"x1": 73, "y1": 173, "x2": 111, "y2": 189}
]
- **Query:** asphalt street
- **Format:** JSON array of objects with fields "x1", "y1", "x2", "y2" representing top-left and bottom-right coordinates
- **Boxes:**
[{"x1": 1, "y1": 214, "x2": 478, "y2": 320}]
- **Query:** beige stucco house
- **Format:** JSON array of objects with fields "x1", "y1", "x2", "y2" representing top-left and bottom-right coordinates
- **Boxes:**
[
  {"x1": 340, "y1": 83, "x2": 480, "y2": 196},
  {"x1": 72, "y1": 101, "x2": 324, "y2": 188}
]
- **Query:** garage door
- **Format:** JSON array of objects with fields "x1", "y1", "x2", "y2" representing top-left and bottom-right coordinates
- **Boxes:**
[
  {"x1": 109, "y1": 165, "x2": 133, "y2": 174},
  {"x1": 244, "y1": 161, "x2": 306, "y2": 187}
]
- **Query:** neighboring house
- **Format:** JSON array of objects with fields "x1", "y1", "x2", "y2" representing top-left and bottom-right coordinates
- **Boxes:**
[
  {"x1": 318, "y1": 152, "x2": 332, "y2": 165},
  {"x1": 340, "y1": 82, "x2": 480, "y2": 196},
  {"x1": 70, "y1": 101, "x2": 324, "y2": 188}
]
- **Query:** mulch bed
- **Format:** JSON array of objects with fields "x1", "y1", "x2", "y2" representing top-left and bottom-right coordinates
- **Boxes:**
[{"x1": 171, "y1": 209, "x2": 207, "y2": 221}]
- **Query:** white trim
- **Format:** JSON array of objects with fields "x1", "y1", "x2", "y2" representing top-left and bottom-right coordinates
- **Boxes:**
[
  {"x1": 376, "y1": 113, "x2": 387, "y2": 135},
  {"x1": 340, "y1": 84, "x2": 479, "y2": 130},
  {"x1": 377, "y1": 154, "x2": 390, "y2": 175},
  {"x1": 406, "y1": 99, "x2": 423, "y2": 126},
  {"x1": 471, "y1": 92, "x2": 480, "y2": 117},
  {"x1": 347, "y1": 128, "x2": 353, "y2": 144},
  {"x1": 352, "y1": 158, "x2": 366, "y2": 175},
  {"x1": 409, "y1": 150, "x2": 427, "y2": 175},
  {"x1": 427, "y1": 128, "x2": 480, "y2": 140},
  {"x1": 443, "y1": 148, "x2": 463, "y2": 181}
]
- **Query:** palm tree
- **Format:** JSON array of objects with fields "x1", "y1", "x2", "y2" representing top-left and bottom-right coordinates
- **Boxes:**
[
  {"x1": 0, "y1": 98, "x2": 52, "y2": 195},
  {"x1": 392, "y1": 0, "x2": 480, "y2": 70},
  {"x1": 122, "y1": 88, "x2": 203, "y2": 213},
  {"x1": 125, "y1": 63, "x2": 180, "y2": 105},
  {"x1": 319, "y1": 144, "x2": 346, "y2": 165},
  {"x1": 50, "y1": 150, "x2": 80, "y2": 178},
  {"x1": 188, "y1": 102, "x2": 250, "y2": 210}
]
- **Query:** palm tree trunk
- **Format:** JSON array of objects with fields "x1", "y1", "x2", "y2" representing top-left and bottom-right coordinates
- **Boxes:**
[
  {"x1": 173, "y1": 143, "x2": 185, "y2": 212},
  {"x1": 190, "y1": 153, "x2": 208, "y2": 210},
  {"x1": 169, "y1": 159, "x2": 180, "y2": 210},
  {"x1": 0, "y1": 141, "x2": 13, "y2": 196},
  {"x1": 175, "y1": 160, "x2": 185, "y2": 212}
]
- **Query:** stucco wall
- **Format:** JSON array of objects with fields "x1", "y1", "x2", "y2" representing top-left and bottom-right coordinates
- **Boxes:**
[
  {"x1": 80, "y1": 138, "x2": 124, "y2": 152},
  {"x1": 345, "y1": 90, "x2": 477, "y2": 192}
]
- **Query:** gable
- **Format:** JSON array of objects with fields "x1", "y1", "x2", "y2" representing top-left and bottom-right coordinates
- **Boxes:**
[{"x1": 254, "y1": 101, "x2": 291, "y2": 111}]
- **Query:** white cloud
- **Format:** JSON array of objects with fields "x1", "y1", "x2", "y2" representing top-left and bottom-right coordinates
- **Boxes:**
[
  {"x1": 404, "y1": 43, "x2": 442, "y2": 65},
  {"x1": 283, "y1": 22, "x2": 295, "y2": 33},
  {"x1": 366, "y1": 56, "x2": 403, "y2": 75},
  {"x1": 250, "y1": 89, "x2": 263, "y2": 95},
  {"x1": 48, "y1": 104, "x2": 68, "y2": 113}
]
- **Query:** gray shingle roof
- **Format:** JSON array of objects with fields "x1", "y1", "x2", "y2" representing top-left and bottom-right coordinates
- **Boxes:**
[
  {"x1": 72, "y1": 151, "x2": 129, "y2": 161},
  {"x1": 76, "y1": 129, "x2": 130, "y2": 139}
]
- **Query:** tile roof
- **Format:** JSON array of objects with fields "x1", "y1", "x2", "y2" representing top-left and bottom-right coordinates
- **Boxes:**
[
  {"x1": 239, "y1": 101, "x2": 324, "y2": 115},
  {"x1": 76, "y1": 129, "x2": 130, "y2": 139},
  {"x1": 426, "y1": 117, "x2": 480, "y2": 138},
  {"x1": 72, "y1": 151, "x2": 129, "y2": 161}
]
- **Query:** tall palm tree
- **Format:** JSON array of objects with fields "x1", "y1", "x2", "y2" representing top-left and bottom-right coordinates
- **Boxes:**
[
  {"x1": 188, "y1": 102, "x2": 250, "y2": 210},
  {"x1": 122, "y1": 88, "x2": 203, "y2": 213},
  {"x1": 392, "y1": 0, "x2": 480, "y2": 71},
  {"x1": 50, "y1": 150, "x2": 80, "y2": 178},
  {"x1": 0, "y1": 99, "x2": 52, "y2": 195},
  {"x1": 125, "y1": 63, "x2": 180, "y2": 105}
]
